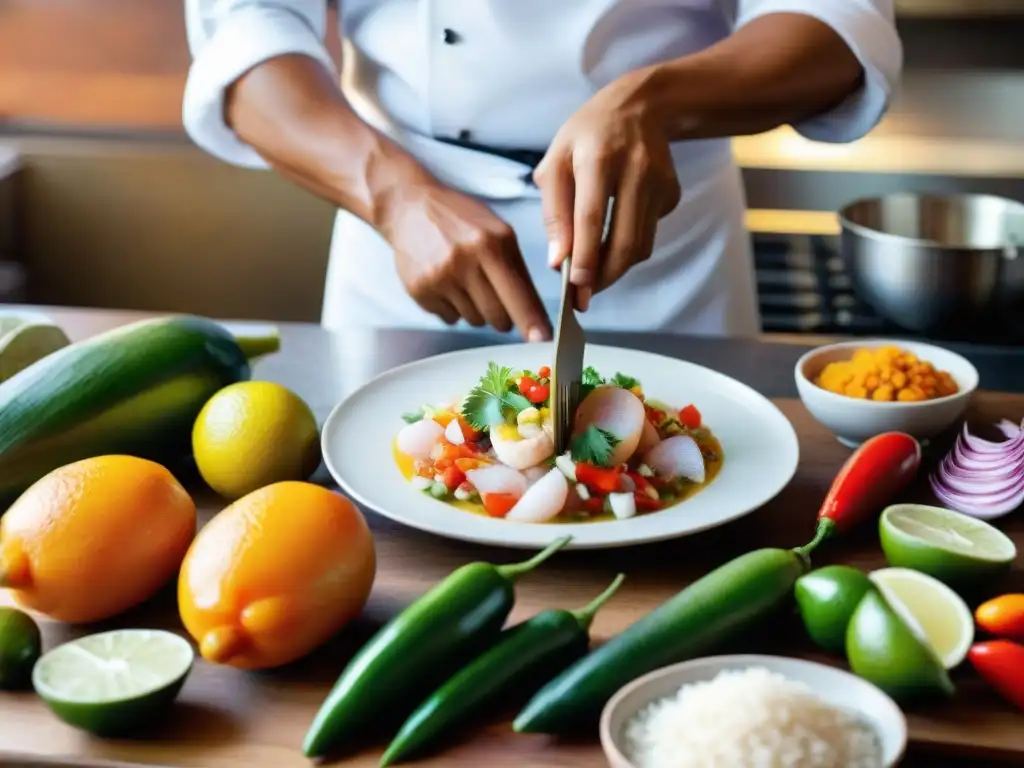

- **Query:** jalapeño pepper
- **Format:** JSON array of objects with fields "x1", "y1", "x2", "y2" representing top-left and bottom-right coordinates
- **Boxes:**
[
  {"x1": 302, "y1": 535, "x2": 571, "y2": 757},
  {"x1": 380, "y1": 574, "x2": 625, "y2": 766}
]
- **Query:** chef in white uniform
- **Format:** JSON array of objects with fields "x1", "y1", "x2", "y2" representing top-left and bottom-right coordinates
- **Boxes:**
[{"x1": 183, "y1": 1, "x2": 901, "y2": 341}]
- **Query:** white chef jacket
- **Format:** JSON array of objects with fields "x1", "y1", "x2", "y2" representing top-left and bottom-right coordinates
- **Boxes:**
[{"x1": 183, "y1": 0, "x2": 901, "y2": 337}]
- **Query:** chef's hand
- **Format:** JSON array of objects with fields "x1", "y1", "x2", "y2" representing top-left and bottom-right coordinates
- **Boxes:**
[
  {"x1": 381, "y1": 179, "x2": 552, "y2": 341},
  {"x1": 536, "y1": 73, "x2": 681, "y2": 310}
]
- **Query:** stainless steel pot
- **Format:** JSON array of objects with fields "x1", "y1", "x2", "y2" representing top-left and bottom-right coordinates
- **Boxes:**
[{"x1": 838, "y1": 193, "x2": 1024, "y2": 336}]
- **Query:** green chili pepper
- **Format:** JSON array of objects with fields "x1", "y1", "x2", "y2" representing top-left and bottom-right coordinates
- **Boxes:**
[
  {"x1": 514, "y1": 547, "x2": 811, "y2": 734},
  {"x1": 380, "y1": 573, "x2": 626, "y2": 766},
  {"x1": 302, "y1": 535, "x2": 572, "y2": 758}
]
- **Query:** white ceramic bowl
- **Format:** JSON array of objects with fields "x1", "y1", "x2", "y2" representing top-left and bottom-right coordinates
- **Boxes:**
[
  {"x1": 795, "y1": 338, "x2": 978, "y2": 447},
  {"x1": 600, "y1": 654, "x2": 907, "y2": 768}
]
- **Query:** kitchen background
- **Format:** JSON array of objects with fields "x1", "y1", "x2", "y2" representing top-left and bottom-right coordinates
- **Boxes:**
[{"x1": 1, "y1": 0, "x2": 1023, "y2": 340}]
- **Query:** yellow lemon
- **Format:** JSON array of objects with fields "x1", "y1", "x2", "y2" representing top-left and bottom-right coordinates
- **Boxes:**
[{"x1": 192, "y1": 381, "x2": 320, "y2": 499}]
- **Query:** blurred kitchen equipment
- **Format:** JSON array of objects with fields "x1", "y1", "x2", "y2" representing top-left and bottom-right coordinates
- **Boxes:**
[{"x1": 838, "y1": 193, "x2": 1024, "y2": 337}]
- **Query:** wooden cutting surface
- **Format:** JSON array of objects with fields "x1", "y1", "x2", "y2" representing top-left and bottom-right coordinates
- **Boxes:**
[{"x1": 1, "y1": 314, "x2": 1023, "y2": 766}]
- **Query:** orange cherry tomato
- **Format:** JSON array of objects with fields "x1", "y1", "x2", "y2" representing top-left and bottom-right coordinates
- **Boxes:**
[{"x1": 976, "y1": 594, "x2": 1024, "y2": 642}]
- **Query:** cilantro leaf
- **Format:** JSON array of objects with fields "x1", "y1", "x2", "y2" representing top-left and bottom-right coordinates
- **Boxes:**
[
  {"x1": 578, "y1": 366, "x2": 605, "y2": 401},
  {"x1": 570, "y1": 425, "x2": 620, "y2": 467},
  {"x1": 611, "y1": 372, "x2": 640, "y2": 390},
  {"x1": 461, "y1": 362, "x2": 532, "y2": 430},
  {"x1": 401, "y1": 410, "x2": 424, "y2": 424}
]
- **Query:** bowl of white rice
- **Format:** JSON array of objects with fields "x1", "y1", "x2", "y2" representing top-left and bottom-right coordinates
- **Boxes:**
[{"x1": 600, "y1": 655, "x2": 906, "y2": 768}]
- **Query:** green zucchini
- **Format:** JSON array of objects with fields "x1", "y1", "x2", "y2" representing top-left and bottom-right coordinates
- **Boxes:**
[{"x1": 0, "y1": 315, "x2": 279, "y2": 507}]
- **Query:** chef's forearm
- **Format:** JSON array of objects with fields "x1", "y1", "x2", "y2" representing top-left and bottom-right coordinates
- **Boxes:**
[
  {"x1": 636, "y1": 13, "x2": 864, "y2": 140},
  {"x1": 225, "y1": 54, "x2": 434, "y2": 230}
]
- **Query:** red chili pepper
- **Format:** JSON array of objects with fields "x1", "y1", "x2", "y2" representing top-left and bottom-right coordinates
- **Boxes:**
[
  {"x1": 633, "y1": 493, "x2": 662, "y2": 512},
  {"x1": 481, "y1": 493, "x2": 519, "y2": 518},
  {"x1": 576, "y1": 463, "x2": 623, "y2": 494},
  {"x1": 537, "y1": 366, "x2": 551, "y2": 379},
  {"x1": 627, "y1": 471, "x2": 651, "y2": 492},
  {"x1": 802, "y1": 431, "x2": 921, "y2": 553},
  {"x1": 969, "y1": 641, "x2": 1024, "y2": 711},
  {"x1": 976, "y1": 595, "x2": 1024, "y2": 642},
  {"x1": 526, "y1": 384, "x2": 550, "y2": 405},
  {"x1": 678, "y1": 404, "x2": 701, "y2": 429}
]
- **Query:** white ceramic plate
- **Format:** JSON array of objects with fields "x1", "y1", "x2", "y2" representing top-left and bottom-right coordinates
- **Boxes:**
[{"x1": 321, "y1": 343, "x2": 799, "y2": 549}]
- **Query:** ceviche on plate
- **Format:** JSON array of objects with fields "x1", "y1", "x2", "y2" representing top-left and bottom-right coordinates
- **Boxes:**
[{"x1": 394, "y1": 362, "x2": 723, "y2": 524}]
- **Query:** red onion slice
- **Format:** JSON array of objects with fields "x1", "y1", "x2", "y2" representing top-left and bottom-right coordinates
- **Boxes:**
[{"x1": 931, "y1": 418, "x2": 1024, "y2": 519}]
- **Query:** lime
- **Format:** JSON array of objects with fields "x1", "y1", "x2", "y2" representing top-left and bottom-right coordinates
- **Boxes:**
[
  {"x1": 869, "y1": 567, "x2": 974, "y2": 669},
  {"x1": 879, "y1": 504, "x2": 1017, "y2": 589},
  {"x1": 0, "y1": 607, "x2": 42, "y2": 689},
  {"x1": 795, "y1": 565, "x2": 875, "y2": 653},
  {"x1": 0, "y1": 321, "x2": 69, "y2": 383},
  {"x1": 32, "y1": 629, "x2": 194, "y2": 736},
  {"x1": 192, "y1": 381, "x2": 321, "y2": 500},
  {"x1": 846, "y1": 588, "x2": 955, "y2": 702}
]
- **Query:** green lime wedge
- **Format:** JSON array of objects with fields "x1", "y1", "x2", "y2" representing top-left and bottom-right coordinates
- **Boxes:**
[
  {"x1": 0, "y1": 607, "x2": 42, "y2": 690},
  {"x1": 846, "y1": 588, "x2": 955, "y2": 702},
  {"x1": 795, "y1": 565, "x2": 875, "y2": 653},
  {"x1": 32, "y1": 629, "x2": 194, "y2": 736},
  {"x1": 879, "y1": 504, "x2": 1017, "y2": 589},
  {"x1": 0, "y1": 322, "x2": 70, "y2": 382}
]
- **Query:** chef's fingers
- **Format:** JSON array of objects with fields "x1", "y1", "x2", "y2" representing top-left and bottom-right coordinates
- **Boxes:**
[
  {"x1": 570, "y1": 157, "x2": 615, "y2": 289},
  {"x1": 481, "y1": 240, "x2": 552, "y2": 342},
  {"x1": 466, "y1": 268, "x2": 513, "y2": 333},
  {"x1": 419, "y1": 295, "x2": 461, "y2": 326},
  {"x1": 445, "y1": 285, "x2": 486, "y2": 327},
  {"x1": 599, "y1": 166, "x2": 652, "y2": 291},
  {"x1": 534, "y1": 156, "x2": 575, "y2": 270}
]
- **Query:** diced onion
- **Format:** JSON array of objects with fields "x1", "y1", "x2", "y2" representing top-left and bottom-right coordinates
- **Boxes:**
[{"x1": 930, "y1": 420, "x2": 1024, "y2": 520}]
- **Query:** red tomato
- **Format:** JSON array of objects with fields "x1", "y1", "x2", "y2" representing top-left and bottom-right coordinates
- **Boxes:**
[
  {"x1": 576, "y1": 463, "x2": 623, "y2": 494},
  {"x1": 439, "y1": 443, "x2": 474, "y2": 462},
  {"x1": 481, "y1": 493, "x2": 519, "y2": 518},
  {"x1": 526, "y1": 384, "x2": 550, "y2": 405},
  {"x1": 976, "y1": 595, "x2": 1024, "y2": 642},
  {"x1": 538, "y1": 366, "x2": 551, "y2": 379},
  {"x1": 582, "y1": 497, "x2": 605, "y2": 515},
  {"x1": 441, "y1": 466, "x2": 466, "y2": 491},
  {"x1": 969, "y1": 641, "x2": 1024, "y2": 711},
  {"x1": 679, "y1": 404, "x2": 701, "y2": 429},
  {"x1": 519, "y1": 375, "x2": 538, "y2": 392}
]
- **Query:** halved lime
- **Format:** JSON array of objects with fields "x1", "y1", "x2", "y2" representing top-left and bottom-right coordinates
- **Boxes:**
[
  {"x1": 879, "y1": 504, "x2": 1017, "y2": 589},
  {"x1": 32, "y1": 629, "x2": 194, "y2": 736},
  {"x1": 0, "y1": 607, "x2": 42, "y2": 690},
  {"x1": 869, "y1": 567, "x2": 974, "y2": 669},
  {"x1": 846, "y1": 588, "x2": 955, "y2": 702},
  {"x1": 0, "y1": 321, "x2": 70, "y2": 382},
  {"x1": 795, "y1": 565, "x2": 875, "y2": 653}
]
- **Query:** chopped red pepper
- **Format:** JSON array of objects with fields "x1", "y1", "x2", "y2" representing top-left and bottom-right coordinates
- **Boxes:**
[
  {"x1": 455, "y1": 414, "x2": 482, "y2": 443},
  {"x1": 439, "y1": 443, "x2": 475, "y2": 462},
  {"x1": 679, "y1": 404, "x2": 701, "y2": 429},
  {"x1": 481, "y1": 492, "x2": 519, "y2": 518},
  {"x1": 633, "y1": 493, "x2": 662, "y2": 512},
  {"x1": 538, "y1": 366, "x2": 551, "y2": 379},
  {"x1": 526, "y1": 383, "x2": 550, "y2": 405},
  {"x1": 968, "y1": 641, "x2": 1024, "y2": 711},
  {"x1": 627, "y1": 472, "x2": 652, "y2": 492},
  {"x1": 801, "y1": 431, "x2": 921, "y2": 553},
  {"x1": 645, "y1": 406, "x2": 666, "y2": 425},
  {"x1": 576, "y1": 463, "x2": 623, "y2": 494},
  {"x1": 441, "y1": 466, "x2": 466, "y2": 491}
]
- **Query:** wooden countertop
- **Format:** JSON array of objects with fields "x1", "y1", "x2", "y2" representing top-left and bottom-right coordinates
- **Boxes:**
[{"x1": 1, "y1": 309, "x2": 1024, "y2": 767}]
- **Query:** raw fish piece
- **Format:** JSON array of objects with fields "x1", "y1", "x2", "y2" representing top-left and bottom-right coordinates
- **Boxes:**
[
  {"x1": 644, "y1": 435, "x2": 705, "y2": 483},
  {"x1": 491, "y1": 427, "x2": 555, "y2": 470},
  {"x1": 574, "y1": 385, "x2": 645, "y2": 465},
  {"x1": 397, "y1": 419, "x2": 445, "y2": 460},
  {"x1": 506, "y1": 468, "x2": 569, "y2": 523},
  {"x1": 465, "y1": 465, "x2": 528, "y2": 498}
]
